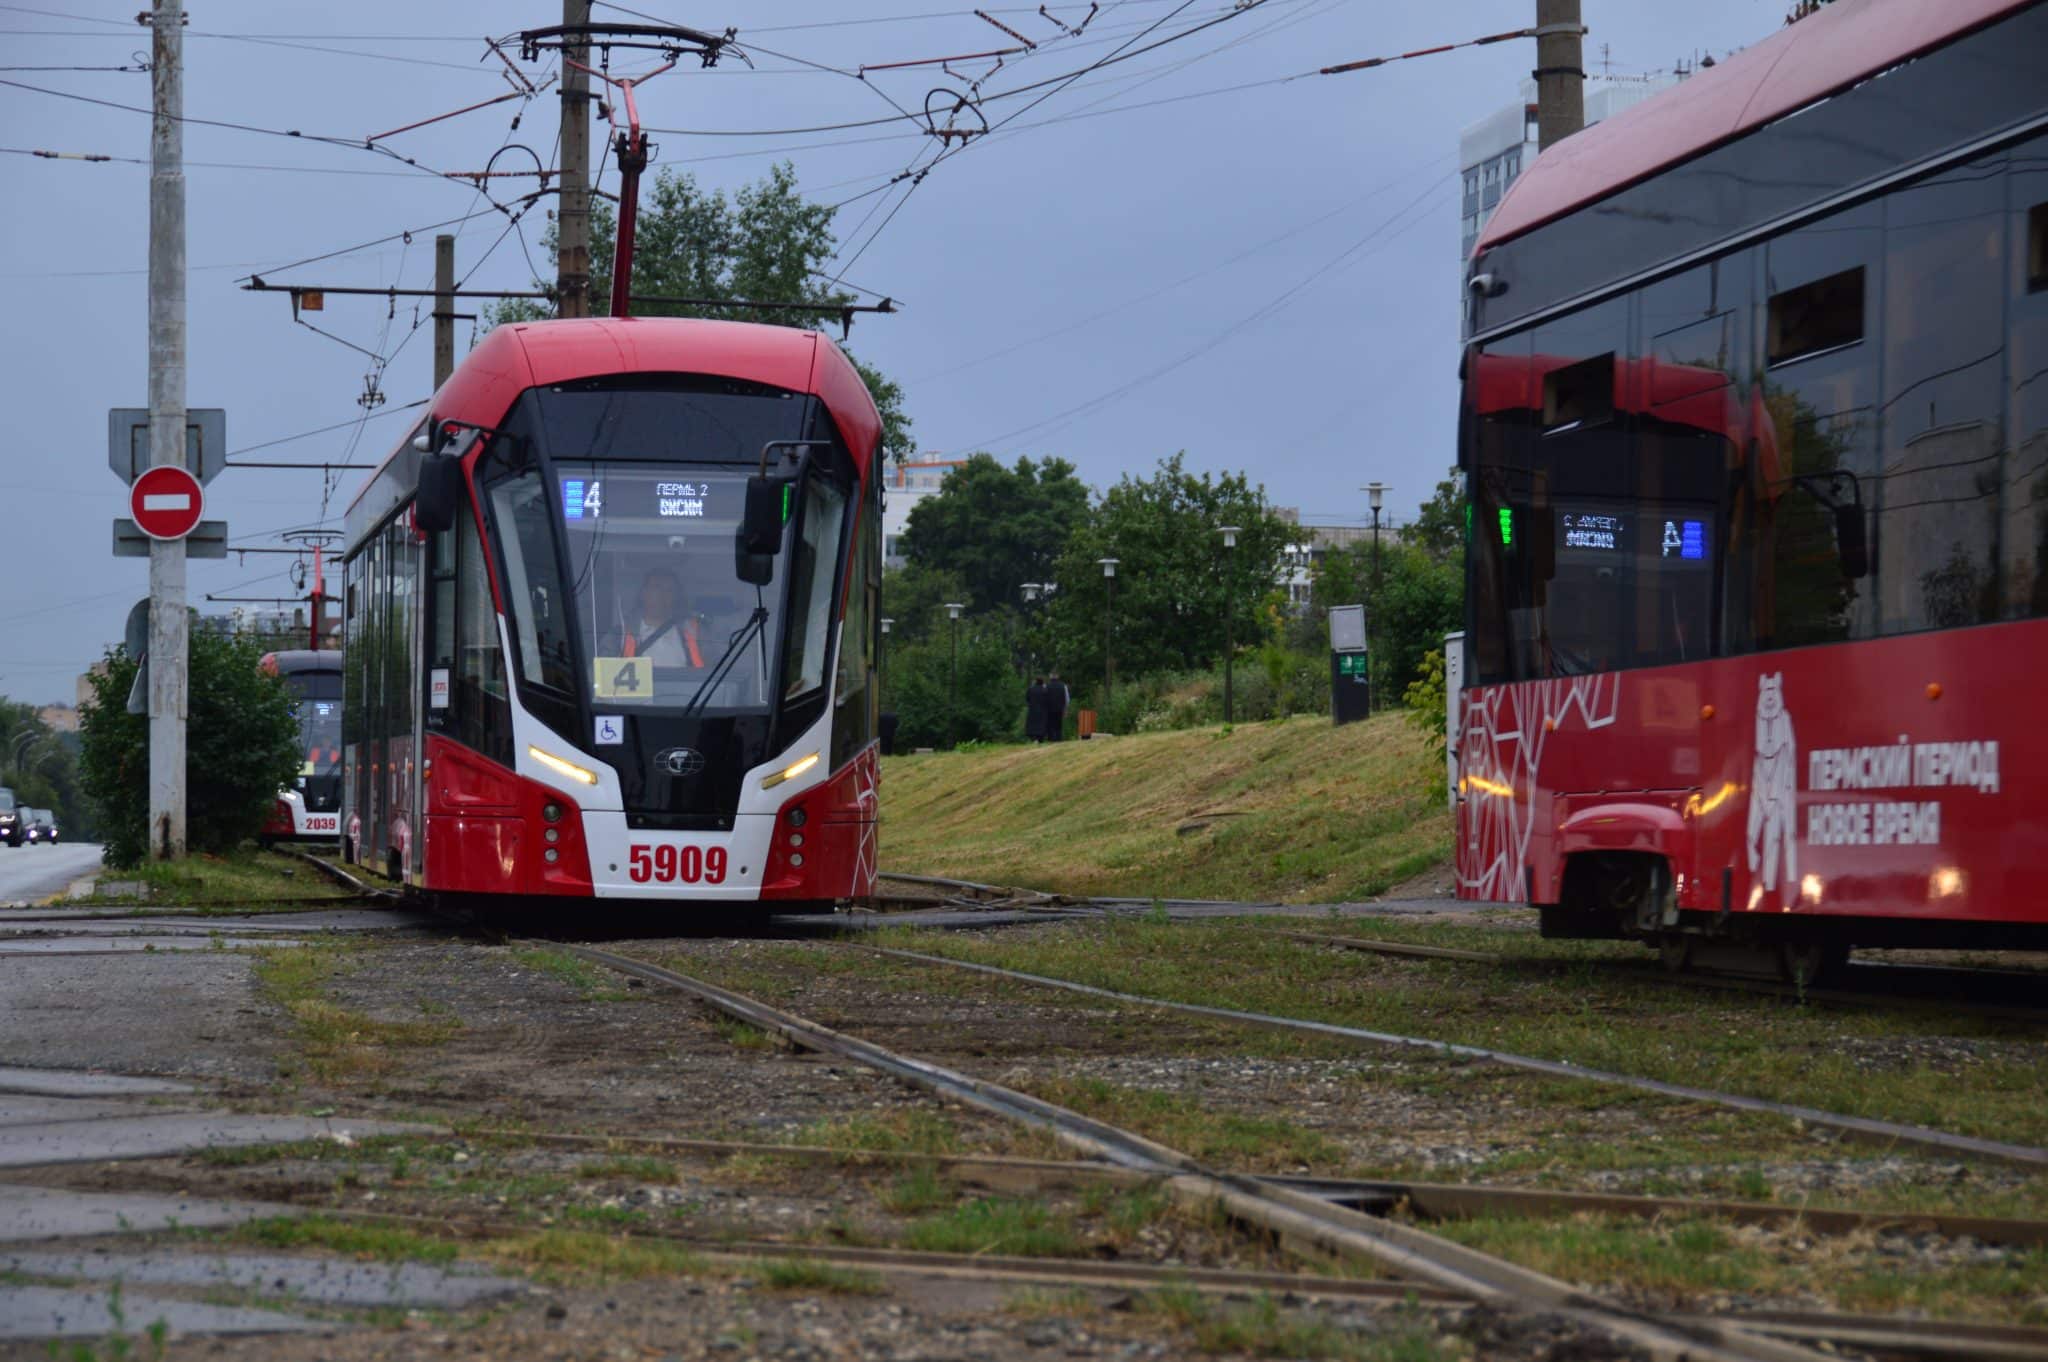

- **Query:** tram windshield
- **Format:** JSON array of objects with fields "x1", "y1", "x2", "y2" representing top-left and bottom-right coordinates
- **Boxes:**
[{"x1": 554, "y1": 463, "x2": 793, "y2": 709}]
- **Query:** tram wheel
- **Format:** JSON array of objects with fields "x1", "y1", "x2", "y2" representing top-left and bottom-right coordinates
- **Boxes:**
[
  {"x1": 1657, "y1": 934, "x2": 1694, "y2": 974},
  {"x1": 1779, "y1": 939, "x2": 1849, "y2": 990}
]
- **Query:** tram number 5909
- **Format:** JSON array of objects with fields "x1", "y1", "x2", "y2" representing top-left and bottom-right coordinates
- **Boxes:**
[{"x1": 628, "y1": 844, "x2": 728, "y2": 884}]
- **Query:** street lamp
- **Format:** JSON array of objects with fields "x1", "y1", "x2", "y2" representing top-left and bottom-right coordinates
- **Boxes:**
[
  {"x1": 879, "y1": 617, "x2": 894, "y2": 678},
  {"x1": 1096, "y1": 558, "x2": 1119, "y2": 718},
  {"x1": 945, "y1": 602, "x2": 965, "y2": 748},
  {"x1": 1216, "y1": 525, "x2": 1240, "y2": 725},
  {"x1": 1363, "y1": 483, "x2": 1388, "y2": 712}
]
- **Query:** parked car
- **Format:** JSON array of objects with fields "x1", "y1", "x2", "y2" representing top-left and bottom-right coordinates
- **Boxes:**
[{"x1": 0, "y1": 788, "x2": 17, "y2": 847}]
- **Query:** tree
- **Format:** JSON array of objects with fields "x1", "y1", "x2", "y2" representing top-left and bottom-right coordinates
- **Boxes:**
[
  {"x1": 1408, "y1": 468, "x2": 1465, "y2": 566},
  {"x1": 0, "y1": 700, "x2": 86, "y2": 837},
  {"x1": 877, "y1": 562, "x2": 971, "y2": 653},
  {"x1": 885, "y1": 621, "x2": 1025, "y2": 749},
  {"x1": 1040, "y1": 455, "x2": 1292, "y2": 689},
  {"x1": 492, "y1": 163, "x2": 916, "y2": 461},
  {"x1": 900, "y1": 455, "x2": 1092, "y2": 615},
  {"x1": 79, "y1": 634, "x2": 302, "y2": 867}
]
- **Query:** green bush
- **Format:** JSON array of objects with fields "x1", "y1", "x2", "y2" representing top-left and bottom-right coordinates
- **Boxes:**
[
  {"x1": 883, "y1": 623, "x2": 1026, "y2": 749},
  {"x1": 1403, "y1": 645, "x2": 1450, "y2": 795},
  {"x1": 79, "y1": 634, "x2": 304, "y2": 867}
]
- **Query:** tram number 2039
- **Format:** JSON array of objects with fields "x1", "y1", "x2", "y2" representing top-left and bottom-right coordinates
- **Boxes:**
[{"x1": 627, "y1": 844, "x2": 730, "y2": 885}]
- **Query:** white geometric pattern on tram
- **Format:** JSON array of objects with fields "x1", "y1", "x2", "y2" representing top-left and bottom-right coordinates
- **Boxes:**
[
  {"x1": 1456, "y1": 674, "x2": 1621, "y2": 902},
  {"x1": 849, "y1": 752, "x2": 879, "y2": 897}
]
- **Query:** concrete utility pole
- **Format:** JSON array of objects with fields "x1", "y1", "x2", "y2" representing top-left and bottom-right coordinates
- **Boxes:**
[
  {"x1": 557, "y1": 0, "x2": 592, "y2": 318},
  {"x1": 1534, "y1": 0, "x2": 1586, "y2": 152},
  {"x1": 147, "y1": 0, "x2": 188, "y2": 859},
  {"x1": 433, "y1": 233, "x2": 455, "y2": 387}
]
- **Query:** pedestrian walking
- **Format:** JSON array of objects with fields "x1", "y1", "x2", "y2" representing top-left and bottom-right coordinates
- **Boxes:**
[
  {"x1": 1045, "y1": 671, "x2": 1070, "y2": 741},
  {"x1": 1024, "y1": 676, "x2": 1047, "y2": 742}
]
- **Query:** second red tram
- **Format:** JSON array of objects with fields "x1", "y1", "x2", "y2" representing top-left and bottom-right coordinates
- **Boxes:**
[
  {"x1": 1455, "y1": 0, "x2": 2048, "y2": 966},
  {"x1": 341, "y1": 317, "x2": 883, "y2": 908}
]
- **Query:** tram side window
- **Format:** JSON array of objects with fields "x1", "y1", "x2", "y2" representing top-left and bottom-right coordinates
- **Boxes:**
[
  {"x1": 2006, "y1": 138, "x2": 2048, "y2": 616},
  {"x1": 1879, "y1": 154, "x2": 2005, "y2": 635},
  {"x1": 831, "y1": 480, "x2": 880, "y2": 771},
  {"x1": 456, "y1": 506, "x2": 513, "y2": 766},
  {"x1": 1750, "y1": 202, "x2": 1882, "y2": 650},
  {"x1": 784, "y1": 475, "x2": 850, "y2": 701},
  {"x1": 486, "y1": 469, "x2": 576, "y2": 696}
]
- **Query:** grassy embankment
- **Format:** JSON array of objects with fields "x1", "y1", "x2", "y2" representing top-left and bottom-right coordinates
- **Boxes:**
[{"x1": 878, "y1": 712, "x2": 1449, "y2": 904}]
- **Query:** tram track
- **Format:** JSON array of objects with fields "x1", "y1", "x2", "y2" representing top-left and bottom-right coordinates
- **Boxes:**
[
  {"x1": 1272, "y1": 928, "x2": 2048, "y2": 1024},
  {"x1": 862, "y1": 944, "x2": 2048, "y2": 1170},
  {"x1": 545, "y1": 937, "x2": 1993, "y2": 1362}
]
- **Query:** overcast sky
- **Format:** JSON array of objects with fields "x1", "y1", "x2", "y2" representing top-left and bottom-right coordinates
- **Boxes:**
[{"x1": 0, "y1": 0, "x2": 1789, "y2": 704}]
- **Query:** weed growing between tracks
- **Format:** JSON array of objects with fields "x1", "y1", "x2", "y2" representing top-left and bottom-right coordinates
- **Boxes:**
[
  {"x1": 1142, "y1": 1288, "x2": 1459, "y2": 1361},
  {"x1": 509, "y1": 947, "x2": 638, "y2": 1002},
  {"x1": 255, "y1": 942, "x2": 457, "y2": 1082}
]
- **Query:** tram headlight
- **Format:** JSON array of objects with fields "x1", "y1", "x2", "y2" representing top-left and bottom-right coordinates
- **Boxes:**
[
  {"x1": 760, "y1": 751, "x2": 819, "y2": 790},
  {"x1": 528, "y1": 746, "x2": 598, "y2": 786}
]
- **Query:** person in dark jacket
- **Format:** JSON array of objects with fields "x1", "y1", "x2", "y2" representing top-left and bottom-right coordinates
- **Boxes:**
[
  {"x1": 1045, "y1": 672, "x2": 1070, "y2": 741},
  {"x1": 1024, "y1": 677, "x2": 1047, "y2": 742}
]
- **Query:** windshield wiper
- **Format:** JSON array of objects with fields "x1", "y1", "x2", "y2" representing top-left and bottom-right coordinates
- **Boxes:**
[{"x1": 680, "y1": 598, "x2": 769, "y2": 718}]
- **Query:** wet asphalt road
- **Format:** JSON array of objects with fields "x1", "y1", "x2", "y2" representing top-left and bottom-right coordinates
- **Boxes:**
[{"x1": 0, "y1": 844, "x2": 99, "y2": 907}]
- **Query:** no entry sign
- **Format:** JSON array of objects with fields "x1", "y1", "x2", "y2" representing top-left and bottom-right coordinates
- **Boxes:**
[{"x1": 129, "y1": 465, "x2": 206, "y2": 541}]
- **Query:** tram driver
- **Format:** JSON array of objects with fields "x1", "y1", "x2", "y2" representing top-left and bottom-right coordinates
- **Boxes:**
[{"x1": 618, "y1": 568, "x2": 706, "y2": 669}]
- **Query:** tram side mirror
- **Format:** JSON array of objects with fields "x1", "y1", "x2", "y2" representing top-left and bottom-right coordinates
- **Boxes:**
[
  {"x1": 740, "y1": 475, "x2": 787, "y2": 556},
  {"x1": 416, "y1": 456, "x2": 464, "y2": 534},
  {"x1": 1835, "y1": 503, "x2": 1869, "y2": 579}
]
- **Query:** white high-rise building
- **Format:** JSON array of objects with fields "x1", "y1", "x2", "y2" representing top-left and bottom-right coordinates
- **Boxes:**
[{"x1": 1459, "y1": 75, "x2": 1684, "y2": 265}]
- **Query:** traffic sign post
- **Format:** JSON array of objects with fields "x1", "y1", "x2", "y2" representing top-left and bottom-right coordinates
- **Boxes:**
[{"x1": 129, "y1": 465, "x2": 205, "y2": 540}]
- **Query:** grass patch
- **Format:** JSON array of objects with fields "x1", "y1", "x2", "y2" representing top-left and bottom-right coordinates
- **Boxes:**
[
  {"x1": 755, "y1": 1257, "x2": 887, "y2": 1295},
  {"x1": 1431, "y1": 1214, "x2": 2048, "y2": 1323},
  {"x1": 492, "y1": 1229, "x2": 707, "y2": 1283},
  {"x1": 574, "y1": 1154, "x2": 678, "y2": 1183},
  {"x1": 1030, "y1": 1075, "x2": 1342, "y2": 1171},
  {"x1": 229, "y1": 1215, "x2": 459, "y2": 1265},
  {"x1": 86, "y1": 847, "x2": 359, "y2": 908},
  {"x1": 788, "y1": 1110, "x2": 961, "y2": 1156},
  {"x1": 510, "y1": 947, "x2": 634, "y2": 1002},
  {"x1": 255, "y1": 943, "x2": 458, "y2": 1081},
  {"x1": 714, "y1": 1017, "x2": 781, "y2": 1050},
  {"x1": 1003, "y1": 1287, "x2": 1095, "y2": 1318},
  {"x1": 1144, "y1": 1288, "x2": 1456, "y2": 1360},
  {"x1": 879, "y1": 712, "x2": 1449, "y2": 903},
  {"x1": 880, "y1": 1165, "x2": 958, "y2": 1214},
  {"x1": 903, "y1": 1197, "x2": 1081, "y2": 1258}
]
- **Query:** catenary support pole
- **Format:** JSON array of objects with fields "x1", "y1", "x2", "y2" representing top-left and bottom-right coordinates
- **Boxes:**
[
  {"x1": 557, "y1": 0, "x2": 592, "y2": 318},
  {"x1": 433, "y1": 234, "x2": 455, "y2": 388},
  {"x1": 147, "y1": 0, "x2": 187, "y2": 860},
  {"x1": 1534, "y1": 0, "x2": 1585, "y2": 152}
]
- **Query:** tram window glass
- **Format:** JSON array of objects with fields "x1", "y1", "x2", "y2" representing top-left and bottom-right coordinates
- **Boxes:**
[
  {"x1": 454, "y1": 505, "x2": 511, "y2": 765},
  {"x1": 2008, "y1": 138, "x2": 2048, "y2": 616},
  {"x1": 554, "y1": 463, "x2": 783, "y2": 710},
  {"x1": 784, "y1": 474, "x2": 850, "y2": 700},
  {"x1": 486, "y1": 469, "x2": 577, "y2": 697},
  {"x1": 832, "y1": 480, "x2": 880, "y2": 771},
  {"x1": 1755, "y1": 203, "x2": 1882, "y2": 649},
  {"x1": 427, "y1": 525, "x2": 456, "y2": 711},
  {"x1": 1879, "y1": 154, "x2": 2005, "y2": 635}
]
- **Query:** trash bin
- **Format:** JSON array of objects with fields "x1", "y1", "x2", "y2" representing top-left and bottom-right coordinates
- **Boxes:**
[{"x1": 1077, "y1": 709, "x2": 1097, "y2": 739}]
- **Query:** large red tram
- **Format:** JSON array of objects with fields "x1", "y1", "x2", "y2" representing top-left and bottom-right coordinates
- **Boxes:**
[
  {"x1": 1455, "y1": 0, "x2": 2048, "y2": 969},
  {"x1": 341, "y1": 318, "x2": 883, "y2": 908}
]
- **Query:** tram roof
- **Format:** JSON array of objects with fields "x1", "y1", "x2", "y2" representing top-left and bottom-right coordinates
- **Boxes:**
[
  {"x1": 348, "y1": 317, "x2": 882, "y2": 518},
  {"x1": 1476, "y1": 0, "x2": 2031, "y2": 253}
]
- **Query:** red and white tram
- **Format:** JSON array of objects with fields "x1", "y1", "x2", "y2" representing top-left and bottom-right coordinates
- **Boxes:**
[
  {"x1": 1455, "y1": 0, "x2": 2048, "y2": 968},
  {"x1": 341, "y1": 318, "x2": 883, "y2": 909},
  {"x1": 259, "y1": 649, "x2": 344, "y2": 844}
]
